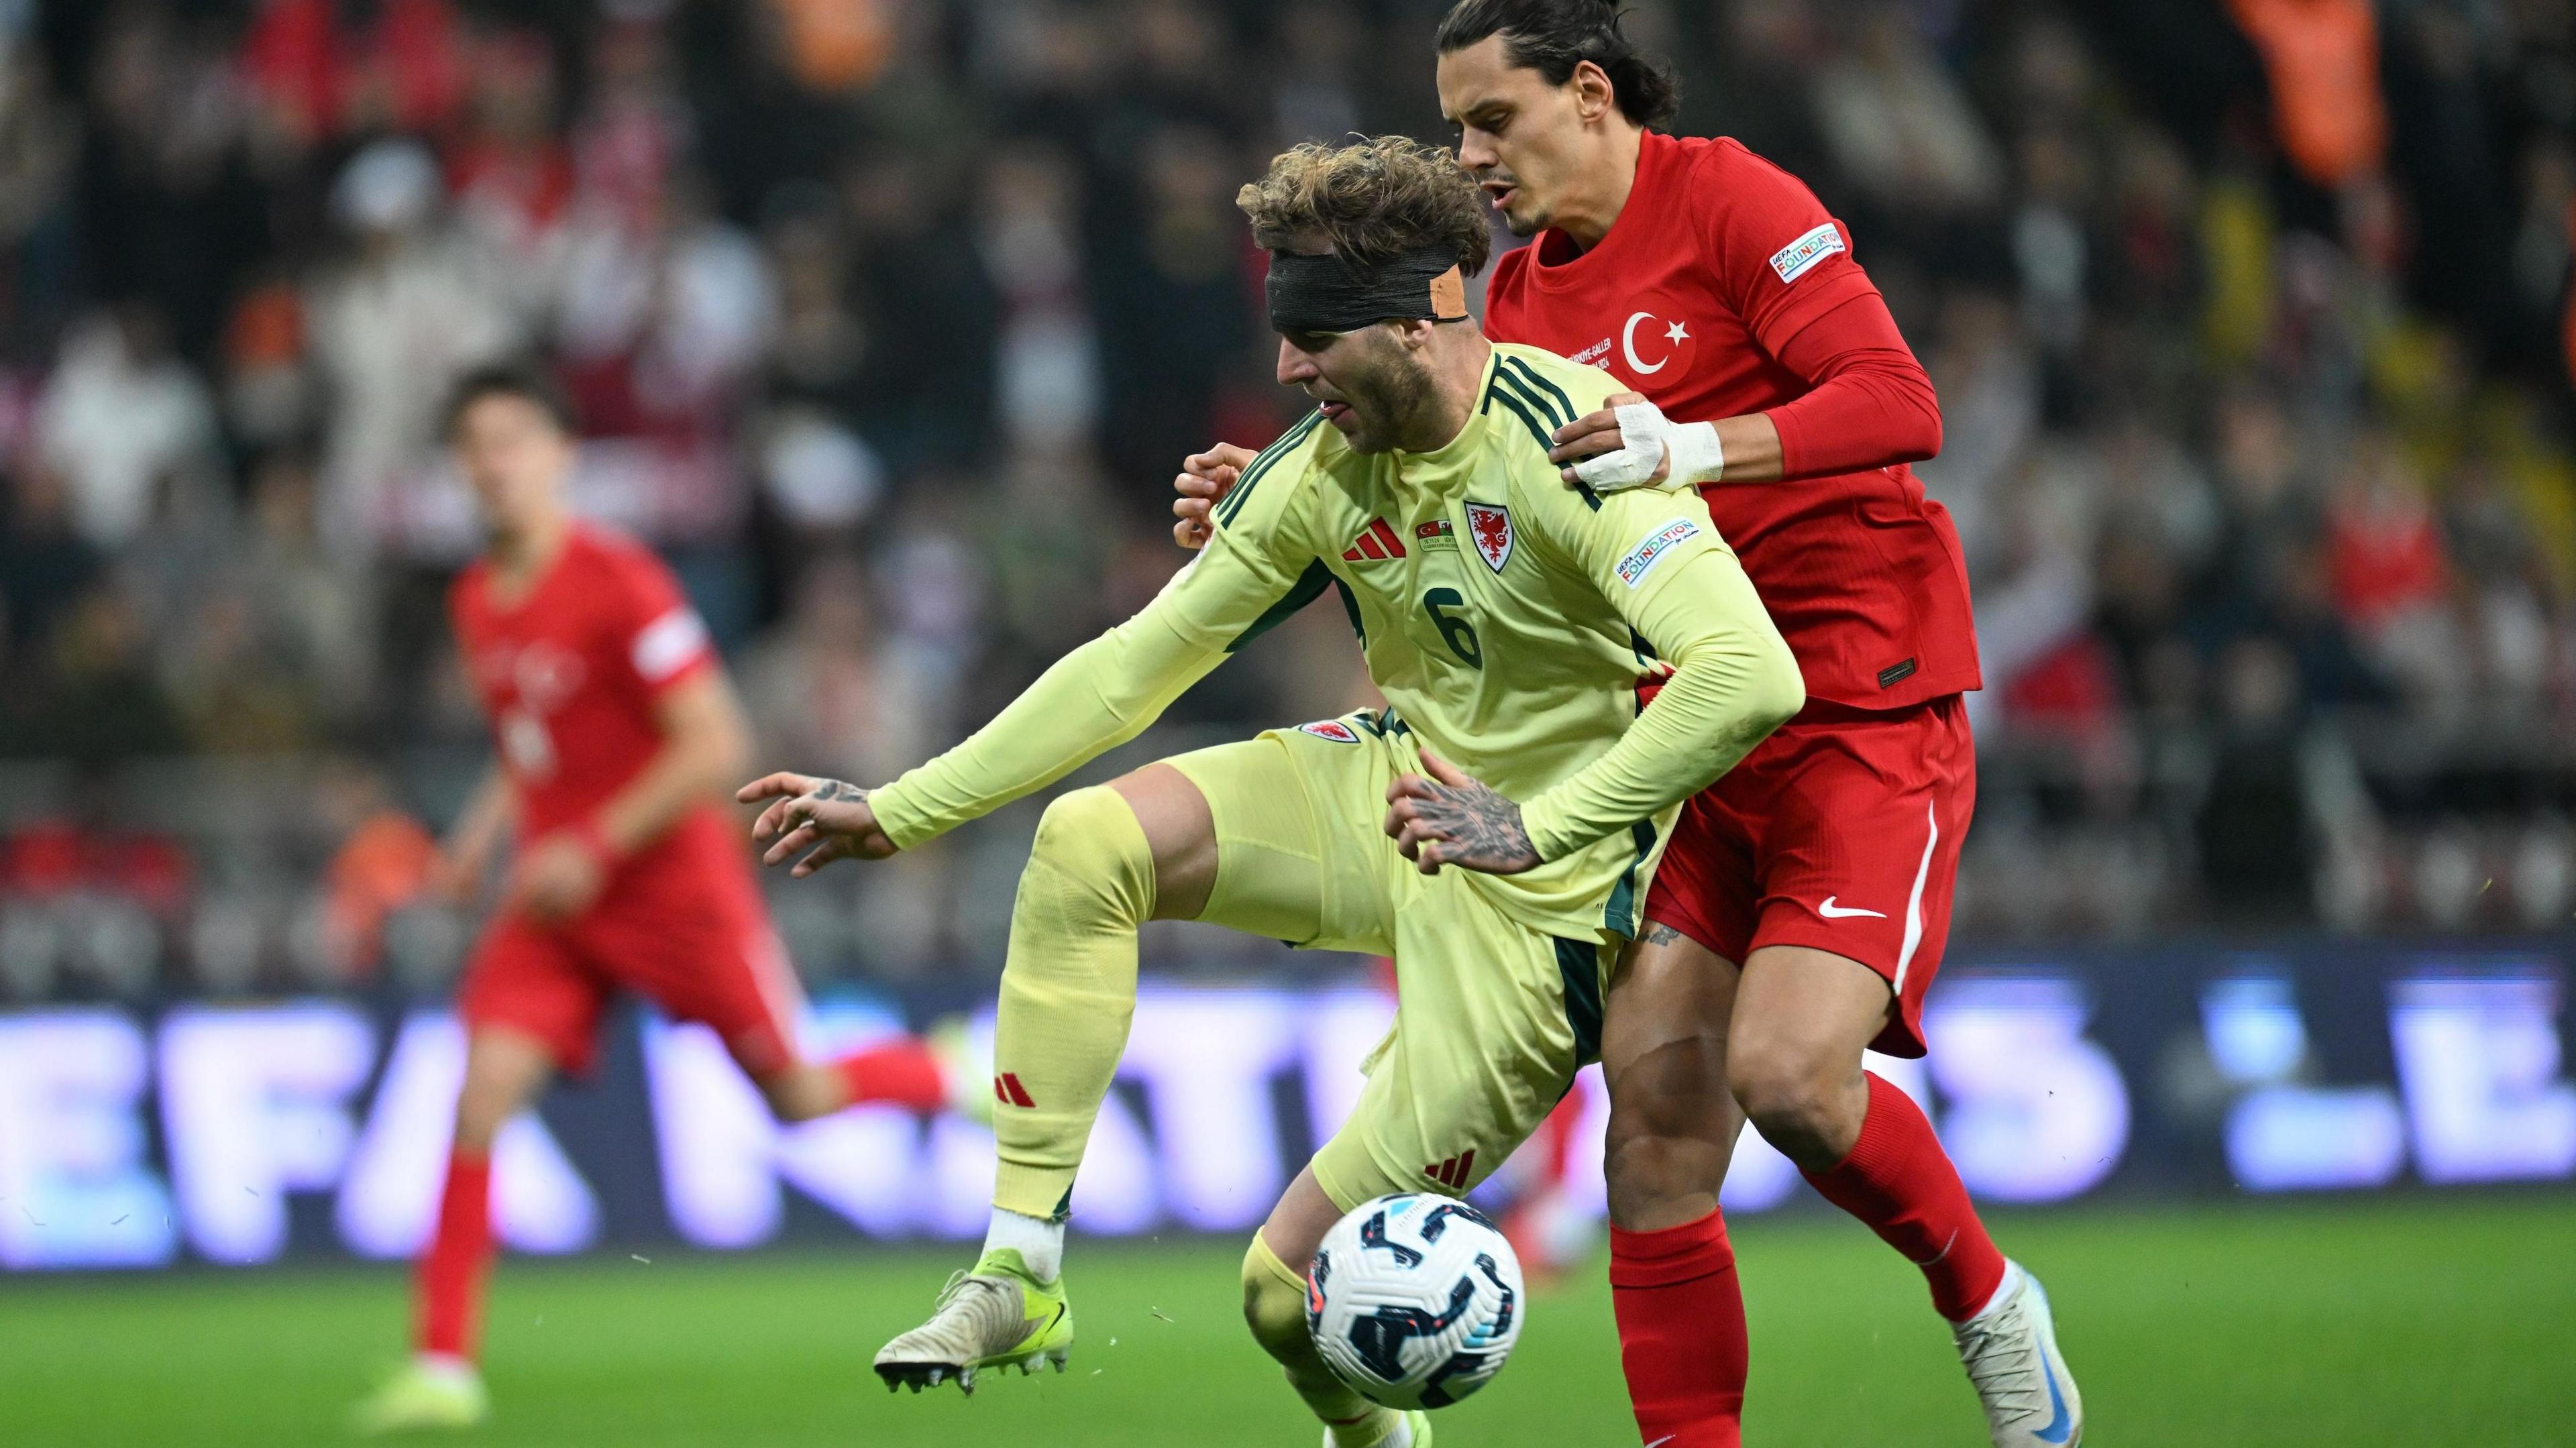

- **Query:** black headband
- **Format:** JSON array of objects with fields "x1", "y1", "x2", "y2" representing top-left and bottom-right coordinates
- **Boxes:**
[{"x1": 1266, "y1": 247, "x2": 1470, "y2": 334}]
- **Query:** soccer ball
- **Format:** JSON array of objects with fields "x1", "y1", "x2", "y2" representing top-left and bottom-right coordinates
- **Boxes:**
[{"x1": 1305, "y1": 1194, "x2": 1525, "y2": 1410}]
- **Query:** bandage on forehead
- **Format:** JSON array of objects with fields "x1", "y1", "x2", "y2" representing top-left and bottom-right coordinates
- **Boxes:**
[{"x1": 1265, "y1": 247, "x2": 1469, "y2": 334}]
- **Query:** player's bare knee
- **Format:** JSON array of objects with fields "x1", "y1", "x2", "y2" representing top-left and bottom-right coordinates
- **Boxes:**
[
  {"x1": 450, "y1": 1082, "x2": 515, "y2": 1154},
  {"x1": 450, "y1": 1109, "x2": 502, "y2": 1156},
  {"x1": 454, "y1": 1029, "x2": 556, "y2": 1152},
  {"x1": 1609, "y1": 1025, "x2": 1733, "y2": 1126},
  {"x1": 1604, "y1": 1113, "x2": 1728, "y2": 1225},
  {"x1": 1603, "y1": 1131, "x2": 1695, "y2": 1209},
  {"x1": 1617, "y1": 1047, "x2": 1727, "y2": 1135},
  {"x1": 756, "y1": 1067, "x2": 831, "y2": 1124},
  {"x1": 1729, "y1": 1040, "x2": 1857, "y2": 1161}
]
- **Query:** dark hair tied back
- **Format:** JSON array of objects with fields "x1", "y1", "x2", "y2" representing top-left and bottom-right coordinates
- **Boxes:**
[{"x1": 1435, "y1": 0, "x2": 1680, "y2": 130}]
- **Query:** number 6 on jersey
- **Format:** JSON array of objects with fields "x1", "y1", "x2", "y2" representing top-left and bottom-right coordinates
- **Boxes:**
[{"x1": 1422, "y1": 588, "x2": 1482, "y2": 669}]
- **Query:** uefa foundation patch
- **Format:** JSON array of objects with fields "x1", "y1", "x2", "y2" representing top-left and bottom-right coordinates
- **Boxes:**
[
  {"x1": 1617, "y1": 518, "x2": 1701, "y2": 586},
  {"x1": 1768, "y1": 222, "x2": 1845, "y2": 284}
]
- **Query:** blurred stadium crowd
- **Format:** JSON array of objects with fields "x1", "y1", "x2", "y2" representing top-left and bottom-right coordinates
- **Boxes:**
[{"x1": 2, "y1": 0, "x2": 2575, "y2": 1003}]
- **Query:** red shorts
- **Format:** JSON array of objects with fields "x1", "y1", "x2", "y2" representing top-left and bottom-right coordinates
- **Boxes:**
[
  {"x1": 457, "y1": 815, "x2": 804, "y2": 1078},
  {"x1": 1642, "y1": 695, "x2": 1974, "y2": 1058}
]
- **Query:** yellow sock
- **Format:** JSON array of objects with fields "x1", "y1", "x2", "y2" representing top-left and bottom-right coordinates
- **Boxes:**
[
  {"x1": 989, "y1": 786, "x2": 1156, "y2": 1219},
  {"x1": 1242, "y1": 1234, "x2": 1401, "y2": 1447}
]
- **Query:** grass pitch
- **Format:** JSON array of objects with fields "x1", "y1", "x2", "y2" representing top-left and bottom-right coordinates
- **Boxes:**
[{"x1": 2, "y1": 1197, "x2": 2569, "y2": 1447}]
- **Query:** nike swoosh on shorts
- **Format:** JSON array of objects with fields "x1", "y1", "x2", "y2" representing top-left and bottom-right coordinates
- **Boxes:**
[{"x1": 1818, "y1": 895, "x2": 1887, "y2": 919}]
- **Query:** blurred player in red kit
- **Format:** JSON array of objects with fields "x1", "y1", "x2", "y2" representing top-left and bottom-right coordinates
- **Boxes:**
[
  {"x1": 352, "y1": 364, "x2": 964, "y2": 1434},
  {"x1": 1175, "y1": 5, "x2": 2082, "y2": 1445}
]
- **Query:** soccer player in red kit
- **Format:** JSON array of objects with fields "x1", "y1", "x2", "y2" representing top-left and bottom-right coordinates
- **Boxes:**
[
  {"x1": 352, "y1": 364, "x2": 963, "y2": 1433},
  {"x1": 1174, "y1": 5, "x2": 2082, "y2": 1445}
]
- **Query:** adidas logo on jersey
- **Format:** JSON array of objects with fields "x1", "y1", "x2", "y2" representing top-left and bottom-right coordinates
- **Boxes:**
[
  {"x1": 1342, "y1": 518, "x2": 1407, "y2": 561},
  {"x1": 1423, "y1": 1149, "x2": 1477, "y2": 1188}
]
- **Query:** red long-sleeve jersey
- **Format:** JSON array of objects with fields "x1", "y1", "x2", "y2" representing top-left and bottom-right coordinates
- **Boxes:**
[{"x1": 1485, "y1": 131, "x2": 1978, "y2": 710}]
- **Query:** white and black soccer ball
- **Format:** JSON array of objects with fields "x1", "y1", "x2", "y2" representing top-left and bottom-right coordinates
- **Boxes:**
[{"x1": 1305, "y1": 1194, "x2": 1525, "y2": 1410}]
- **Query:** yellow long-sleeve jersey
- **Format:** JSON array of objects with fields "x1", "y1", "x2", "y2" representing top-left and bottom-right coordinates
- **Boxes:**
[{"x1": 869, "y1": 343, "x2": 1805, "y2": 942}]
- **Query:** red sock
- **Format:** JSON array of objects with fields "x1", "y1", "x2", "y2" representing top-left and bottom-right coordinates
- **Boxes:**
[
  {"x1": 1609, "y1": 1208, "x2": 1747, "y2": 1448},
  {"x1": 1801, "y1": 1070, "x2": 2007, "y2": 1321},
  {"x1": 415, "y1": 1149, "x2": 493, "y2": 1359},
  {"x1": 829, "y1": 1040, "x2": 947, "y2": 1113}
]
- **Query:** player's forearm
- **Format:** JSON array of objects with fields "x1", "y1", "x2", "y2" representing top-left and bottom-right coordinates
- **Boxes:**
[
  {"x1": 595, "y1": 693, "x2": 751, "y2": 856},
  {"x1": 1519, "y1": 561, "x2": 1803, "y2": 858},
  {"x1": 868, "y1": 616, "x2": 1222, "y2": 850},
  {"x1": 1518, "y1": 645, "x2": 1801, "y2": 858},
  {"x1": 1763, "y1": 358, "x2": 1940, "y2": 480},
  {"x1": 1760, "y1": 296, "x2": 1941, "y2": 481},
  {"x1": 445, "y1": 767, "x2": 517, "y2": 860},
  {"x1": 1701, "y1": 413, "x2": 1782, "y2": 483},
  {"x1": 595, "y1": 736, "x2": 741, "y2": 856}
]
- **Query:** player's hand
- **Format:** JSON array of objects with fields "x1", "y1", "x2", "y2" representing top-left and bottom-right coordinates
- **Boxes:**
[
  {"x1": 1548, "y1": 391, "x2": 1673, "y2": 490},
  {"x1": 423, "y1": 845, "x2": 486, "y2": 906},
  {"x1": 504, "y1": 833, "x2": 606, "y2": 922},
  {"x1": 1383, "y1": 750, "x2": 1541, "y2": 877},
  {"x1": 737, "y1": 773, "x2": 897, "y2": 875},
  {"x1": 1172, "y1": 442, "x2": 1255, "y2": 549},
  {"x1": 425, "y1": 828, "x2": 500, "y2": 905}
]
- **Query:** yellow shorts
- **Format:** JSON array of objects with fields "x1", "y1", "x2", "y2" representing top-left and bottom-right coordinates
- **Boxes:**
[{"x1": 1164, "y1": 711, "x2": 1616, "y2": 1211}]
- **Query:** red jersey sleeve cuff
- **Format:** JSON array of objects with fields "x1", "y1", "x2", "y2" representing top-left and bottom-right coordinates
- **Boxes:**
[{"x1": 1767, "y1": 402, "x2": 1815, "y2": 481}]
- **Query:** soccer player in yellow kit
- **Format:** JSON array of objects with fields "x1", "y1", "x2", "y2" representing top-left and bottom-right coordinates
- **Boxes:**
[{"x1": 741, "y1": 136, "x2": 1801, "y2": 1448}]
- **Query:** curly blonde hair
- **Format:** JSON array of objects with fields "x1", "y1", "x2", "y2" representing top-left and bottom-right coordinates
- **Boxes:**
[{"x1": 1236, "y1": 135, "x2": 1493, "y2": 279}]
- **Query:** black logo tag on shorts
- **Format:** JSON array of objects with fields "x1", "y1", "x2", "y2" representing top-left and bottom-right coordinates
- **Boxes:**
[{"x1": 1877, "y1": 657, "x2": 1918, "y2": 689}]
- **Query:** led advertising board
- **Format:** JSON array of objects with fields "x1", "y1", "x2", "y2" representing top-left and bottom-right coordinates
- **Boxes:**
[{"x1": 1, "y1": 946, "x2": 2568, "y2": 1270}]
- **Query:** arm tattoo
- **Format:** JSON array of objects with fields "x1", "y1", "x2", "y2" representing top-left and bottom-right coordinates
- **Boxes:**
[
  {"x1": 806, "y1": 779, "x2": 869, "y2": 804},
  {"x1": 1412, "y1": 777, "x2": 1540, "y2": 875}
]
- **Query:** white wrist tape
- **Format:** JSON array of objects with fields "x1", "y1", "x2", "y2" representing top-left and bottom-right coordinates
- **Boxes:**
[
  {"x1": 1666, "y1": 419, "x2": 1725, "y2": 486},
  {"x1": 1568, "y1": 400, "x2": 1725, "y2": 492}
]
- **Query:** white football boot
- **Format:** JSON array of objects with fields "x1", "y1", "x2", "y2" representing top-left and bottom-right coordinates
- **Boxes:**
[
  {"x1": 872, "y1": 1248, "x2": 1071, "y2": 1394},
  {"x1": 1951, "y1": 1262, "x2": 2082, "y2": 1447}
]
